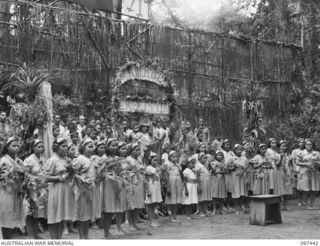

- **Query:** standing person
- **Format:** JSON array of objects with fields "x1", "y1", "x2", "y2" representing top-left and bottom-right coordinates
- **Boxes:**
[
  {"x1": 160, "y1": 118, "x2": 170, "y2": 148},
  {"x1": 291, "y1": 138, "x2": 305, "y2": 206},
  {"x1": 0, "y1": 137, "x2": 26, "y2": 239},
  {"x1": 52, "y1": 125, "x2": 60, "y2": 141},
  {"x1": 279, "y1": 140, "x2": 294, "y2": 210},
  {"x1": 68, "y1": 143, "x2": 78, "y2": 160},
  {"x1": 44, "y1": 138, "x2": 76, "y2": 239},
  {"x1": 72, "y1": 138, "x2": 96, "y2": 239},
  {"x1": 95, "y1": 124, "x2": 105, "y2": 142},
  {"x1": 118, "y1": 120, "x2": 132, "y2": 143},
  {"x1": 70, "y1": 132, "x2": 80, "y2": 156},
  {"x1": 62, "y1": 143, "x2": 78, "y2": 235},
  {"x1": 128, "y1": 123, "x2": 140, "y2": 143},
  {"x1": 211, "y1": 133, "x2": 223, "y2": 152},
  {"x1": 242, "y1": 140, "x2": 254, "y2": 198},
  {"x1": 272, "y1": 141, "x2": 285, "y2": 198},
  {"x1": 194, "y1": 118, "x2": 210, "y2": 144},
  {"x1": 182, "y1": 157, "x2": 198, "y2": 219},
  {"x1": 222, "y1": 139, "x2": 236, "y2": 211},
  {"x1": 101, "y1": 138, "x2": 128, "y2": 237},
  {"x1": 137, "y1": 124, "x2": 151, "y2": 156},
  {"x1": 232, "y1": 144, "x2": 248, "y2": 214},
  {"x1": 251, "y1": 144, "x2": 271, "y2": 195},
  {"x1": 0, "y1": 111, "x2": 13, "y2": 139},
  {"x1": 24, "y1": 139, "x2": 47, "y2": 239},
  {"x1": 195, "y1": 152, "x2": 211, "y2": 217},
  {"x1": 266, "y1": 138, "x2": 280, "y2": 194},
  {"x1": 105, "y1": 124, "x2": 116, "y2": 139},
  {"x1": 91, "y1": 141, "x2": 107, "y2": 229},
  {"x1": 53, "y1": 115, "x2": 69, "y2": 139},
  {"x1": 145, "y1": 152, "x2": 162, "y2": 227},
  {"x1": 211, "y1": 150, "x2": 227, "y2": 214},
  {"x1": 126, "y1": 143, "x2": 145, "y2": 231},
  {"x1": 77, "y1": 116, "x2": 87, "y2": 141},
  {"x1": 161, "y1": 143, "x2": 171, "y2": 165},
  {"x1": 296, "y1": 139, "x2": 320, "y2": 209},
  {"x1": 162, "y1": 151, "x2": 183, "y2": 223}
]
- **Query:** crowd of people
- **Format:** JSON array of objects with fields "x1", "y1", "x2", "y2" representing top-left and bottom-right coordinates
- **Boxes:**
[{"x1": 0, "y1": 112, "x2": 320, "y2": 239}]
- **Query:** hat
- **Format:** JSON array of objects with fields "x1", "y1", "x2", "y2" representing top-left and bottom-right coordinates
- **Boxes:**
[
  {"x1": 169, "y1": 150, "x2": 177, "y2": 159},
  {"x1": 305, "y1": 138, "x2": 313, "y2": 144},
  {"x1": 80, "y1": 138, "x2": 94, "y2": 146},
  {"x1": 6, "y1": 136, "x2": 18, "y2": 146},
  {"x1": 117, "y1": 142, "x2": 127, "y2": 149},
  {"x1": 96, "y1": 141, "x2": 105, "y2": 148},
  {"x1": 187, "y1": 156, "x2": 196, "y2": 163},
  {"x1": 297, "y1": 138, "x2": 304, "y2": 143},
  {"x1": 269, "y1": 138, "x2": 277, "y2": 143},
  {"x1": 234, "y1": 144, "x2": 242, "y2": 150},
  {"x1": 259, "y1": 143, "x2": 267, "y2": 149},
  {"x1": 279, "y1": 140, "x2": 287, "y2": 145},
  {"x1": 106, "y1": 138, "x2": 118, "y2": 147},
  {"x1": 32, "y1": 139, "x2": 43, "y2": 148},
  {"x1": 149, "y1": 152, "x2": 158, "y2": 160},
  {"x1": 223, "y1": 139, "x2": 230, "y2": 144},
  {"x1": 198, "y1": 142, "x2": 207, "y2": 149},
  {"x1": 215, "y1": 150, "x2": 224, "y2": 156},
  {"x1": 55, "y1": 137, "x2": 67, "y2": 145}
]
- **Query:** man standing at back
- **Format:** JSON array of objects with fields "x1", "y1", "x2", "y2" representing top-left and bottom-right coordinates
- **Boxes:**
[{"x1": 77, "y1": 115, "x2": 87, "y2": 141}]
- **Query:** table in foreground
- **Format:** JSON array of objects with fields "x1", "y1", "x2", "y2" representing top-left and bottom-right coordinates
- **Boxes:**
[{"x1": 249, "y1": 195, "x2": 282, "y2": 226}]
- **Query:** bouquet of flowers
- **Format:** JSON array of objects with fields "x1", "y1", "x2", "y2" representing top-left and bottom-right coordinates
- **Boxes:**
[
  {"x1": 73, "y1": 174, "x2": 95, "y2": 202},
  {"x1": 65, "y1": 158, "x2": 76, "y2": 182},
  {"x1": 262, "y1": 158, "x2": 273, "y2": 169}
]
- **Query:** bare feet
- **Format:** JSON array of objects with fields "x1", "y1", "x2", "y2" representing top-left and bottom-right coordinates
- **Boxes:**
[{"x1": 150, "y1": 221, "x2": 160, "y2": 227}]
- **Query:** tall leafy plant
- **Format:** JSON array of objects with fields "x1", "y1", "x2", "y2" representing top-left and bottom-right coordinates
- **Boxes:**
[
  {"x1": 1, "y1": 63, "x2": 49, "y2": 104},
  {"x1": 240, "y1": 82, "x2": 270, "y2": 140}
]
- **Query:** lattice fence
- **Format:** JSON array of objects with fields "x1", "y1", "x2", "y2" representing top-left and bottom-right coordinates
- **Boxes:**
[{"x1": 0, "y1": 0, "x2": 303, "y2": 142}]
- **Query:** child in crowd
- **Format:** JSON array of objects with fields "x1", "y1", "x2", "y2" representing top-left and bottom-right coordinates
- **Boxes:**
[
  {"x1": 183, "y1": 157, "x2": 198, "y2": 219},
  {"x1": 145, "y1": 152, "x2": 162, "y2": 227},
  {"x1": 195, "y1": 152, "x2": 212, "y2": 217},
  {"x1": 163, "y1": 151, "x2": 183, "y2": 223},
  {"x1": 211, "y1": 150, "x2": 227, "y2": 214}
]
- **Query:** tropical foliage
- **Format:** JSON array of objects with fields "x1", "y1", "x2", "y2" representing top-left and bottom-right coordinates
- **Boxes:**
[{"x1": 1, "y1": 64, "x2": 49, "y2": 104}]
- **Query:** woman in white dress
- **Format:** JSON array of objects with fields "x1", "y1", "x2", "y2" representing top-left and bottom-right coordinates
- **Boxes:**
[
  {"x1": 45, "y1": 138, "x2": 76, "y2": 239},
  {"x1": 291, "y1": 138, "x2": 305, "y2": 206},
  {"x1": 73, "y1": 138, "x2": 96, "y2": 239},
  {"x1": 296, "y1": 139, "x2": 320, "y2": 209},
  {"x1": 266, "y1": 138, "x2": 281, "y2": 194},
  {"x1": 24, "y1": 139, "x2": 47, "y2": 239},
  {"x1": 279, "y1": 140, "x2": 294, "y2": 210},
  {"x1": 250, "y1": 144, "x2": 270, "y2": 195},
  {"x1": 0, "y1": 137, "x2": 26, "y2": 239}
]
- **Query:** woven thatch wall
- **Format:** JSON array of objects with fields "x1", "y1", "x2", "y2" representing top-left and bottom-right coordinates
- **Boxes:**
[{"x1": 0, "y1": 1, "x2": 303, "y2": 142}]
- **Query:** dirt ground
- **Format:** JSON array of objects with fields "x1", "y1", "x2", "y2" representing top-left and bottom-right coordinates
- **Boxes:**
[{"x1": 16, "y1": 199, "x2": 320, "y2": 240}]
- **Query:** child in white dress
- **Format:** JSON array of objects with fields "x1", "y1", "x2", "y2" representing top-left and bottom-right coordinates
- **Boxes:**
[
  {"x1": 183, "y1": 157, "x2": 198, "y2": 219},
  {"x1": 195, "y1": 152, "x2": 212, "y2": 217},
  {"x1": 145, "y1": 152, "x2": 162, "y2": 227}
]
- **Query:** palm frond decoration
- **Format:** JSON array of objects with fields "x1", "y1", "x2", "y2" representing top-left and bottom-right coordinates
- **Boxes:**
[
  {"x1": 239, "y1": 82, "x2": 270, "y2": 140},
  {"x1": 1, "y1": 64, "x2": 49, "y2": 103}
]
